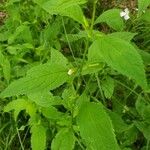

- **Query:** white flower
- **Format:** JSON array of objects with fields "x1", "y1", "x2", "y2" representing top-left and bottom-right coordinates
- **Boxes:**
[
  {"x1": 120, "y1": 8, "x2": 130, "y2": 20},
  {"x1": 67, "y1": 69, "x2": 74, "y2": 75}
]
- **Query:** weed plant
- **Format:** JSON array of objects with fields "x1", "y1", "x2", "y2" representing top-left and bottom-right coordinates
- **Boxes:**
[{"x1": 0, "y1": 0, "x2": 150, "y2": 150}]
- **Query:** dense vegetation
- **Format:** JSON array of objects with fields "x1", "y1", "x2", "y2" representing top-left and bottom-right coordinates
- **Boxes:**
[{"x1": 0, "y1": 0, "x2": 150, "y2": 150}]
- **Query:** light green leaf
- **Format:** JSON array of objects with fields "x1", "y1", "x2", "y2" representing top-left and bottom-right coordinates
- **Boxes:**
[
  {"x1": 31, "y1": 124, "x2": 47, "y2": 150},
  {"x1": 138, "y1": 49, "x2": 150, "y2": 65},
  {"x1": 138, "y1": 0, "x2": 150, "y2": 15},
  {"x1": 50, "y1": 48, "x2": 68, "y2": 66},
  {"x1": 77, "y1": 102, "x2": 119, "y2": 150},
  {"x1": 101, "y1": 76, "x2": 114, "y2": 99},
  {"x1": 8, "y1": 24, "x2": 33, "y2": 44},
  {"x1": 134, "y1": 121, "x2": 150, "y2": 140},
  {"x1": 95, "y1": 9, "x2": 125, "y2": 31},
  {"x1": 28, "y1": 90, "x2": 55, "y2": 107},
  {"x1": 140, "y1": 10, "x2": 150, "y2": 22},
  {"x1": 88, "y1": 36, "x2": 147, "y2": 90},
  {"x1": 4, "y1": 99, "x2": 36, "y2": 120},
  {"x1": 81, "y1": 62, "x2": 104, "y2": 75},
  {"x1": 0, "y1": 62, "x2": 70, "y2": 98},
  {"x1": 51, "y1": 128, "x2": 75, "y2": 150},
  {"x1": 41, "y1": 106, "x2": 65, "y2": 120},
  {"x1": 136, "y1": 97, "x2": 150, "y2": 121},
  {"x1": 0, "y1": 51, "x2": 11, "y2": 83},
  {"x1": 34, "y1": 0, "x2": 87, "y2": 25},
  {"x1": 108, "y1": 111, "x2": 129, "y2": 133},
  {"x1": 108, "y1": 32, "x2": 136, "y2": 42}
]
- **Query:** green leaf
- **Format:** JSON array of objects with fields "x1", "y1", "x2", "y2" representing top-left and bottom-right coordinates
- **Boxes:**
[
  {"x1": 34, "y1": 0, "x2": 87, "y2": 25},
  {"x1": 101, "y1": 76, "x2": 114, "y2": 99},
  {"x1": 31, "y1": 124, "x2": 47, "y2": 150},
  {"x1": 138, "y1": 49, "x2": 150, "y2": 65},
  {"x1": 108, "y1": 32, "x2": 136, "y2": 42},
  {"x1": 88, "y1": 36, "x2": 147, "y2": 90},
  {"x1": 77, "y1": 102, "x2": 119, "y2": 150},
  {"x1": 0, "y1": 51, "x2": 11, "y2": 83},
  {"x1": 134, "y1": 121, "x2": 150, "y2": 140},
  {"x1": 51, "y1": 128, "x2": 75, "y2": 150},
  {"x1": 95, "y1": 9, "x2": 125, "y2": 31},
  {"x1": 28, "y1": 90, "x2": 55, "y2": 107},
  {"x1": 138, "y1": 0, "x2": 150, "y2": 15},
  {"x1": 140, "y1": 10, "x2": 150, "y2": 22},
  {"x1": 108, "y1": 111, "x2": 129, "y2": 133},
  {"x1": 81, "y1": 62, "x2": 104, "y2": 75},
  {"x1": 50, "y1": 48, "x2": 68, "y2": 66},
  {"x1": 136, "y1": 97, "x2": 150, "y2": 122},
  {"x1": 4, "y1": 99, "x2": 36, "y2": 120},
  {"x1": 0, "y1": 62, "x2": 69, "y2": 98},
  {"x1": 8, "y1": 24, "x2": 33, "y2": 44},
  {"x1": 41, "y1": 106, "x2": 65, "y2": 120}
]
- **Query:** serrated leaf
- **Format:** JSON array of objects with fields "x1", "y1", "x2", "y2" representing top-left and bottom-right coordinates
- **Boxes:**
[
  {"x1": 140, "y1": 10, "x2": 150, "y2": 22},
  {"x1": 136, "y1": 97, "x2": 150, "y2": 122},
  {"x1": 31, "y1": 124, "x2": 47, "y2": 150},
  {"x1": 77, "y1": 102, "x2": 119, "y2": 150},
  {"x1": 50, "y1": 48, "x2": 68, "y2": 66},
  {"x1": 108, "y1": 111, "x2": 129, "y2": 133},
  {"x1": 95, "y1": 9, "x2": 125, "y2": 31},
  {"x1": 138, "y1": 49, "x2": 150, "y2": 65},
  {"x1": 8, "y1": 24, "x2": 33, "y2": 44},
  {"x1": 51, "y1": 128, "x2": 75, "y2": 150},
  {"x1": 0, "y1": 63, "x2": 69, "y2": 98},
  {"x1": 41, "y1": 106, "x2": 65, "y2": 120},
  {"x1": 81, "y1": 62, "x2": 104, "y2": 75},
  {"x1": 4, "y1": 99, "x2": 36, "y2": 120},
  {"x1": 34, "y1": 0, "x2": 87, "y2": 25},
  {"x1": 88, "y1": 36, "x2": 147, "y2": 90},
  {"x1": 134, "y1": 121, "x2": 150, "y2": 140},
  {"x1": 0, "y1": 51, "x2": 11, "y2": 83},
  {"x1": 101, "y1": 76, "x2": 114, "y2": 99},
  {"x1": 108, "y1": 32, "x2": 136, "y2": 42},
  {"x1": 138, "y1": 0, "x2": 150, "y2": 15},
  {"x1": 28, "y1": 90, "x2": 55, "y2": 107}
]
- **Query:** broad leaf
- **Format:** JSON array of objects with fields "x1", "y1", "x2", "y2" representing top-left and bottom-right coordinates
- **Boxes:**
[
  {"x1": 138, "y1": 0, "x2": 150, "y2": 15},
  {"x1": 51, "y1": 128, "x2": 75, "y2": 150},
  {"x1": 31, "y1": 124, "x2": 47, "y2": 150},
  {"x1": 4, "y1": 99, "x2": 36, "y2": 120},
  {"x1": 101, "y1": 76, "x2": 114, "y2": 99},
  {"x1": 77, "y1": 102, "x2": 119, "y2": 150},
  {"x1": 140, "y1": 10, "x2": 150, "y2": 22},
  {"x1": 34, "y1": 0, "x2": 87, "y2": 25},
  {"x1": 41, "y1": 106, "x2": 65, "y2": 120},
  {"x1": 108, "y1": 111, "x2": 129, "y2": 133},
  {"x1": 28, "y1": 90, "x2": 55, "y2": 107},
  {"x1": 50, "y1": 48, "x2": 68, "y2": 66},
  {"x1": 134, "y1": 121, "x2": 150, "y2": 140},
  {"x1": 0, "y1": 51, "x2": 11, "y2": 83},
  {"x1": 88, "y1": 36, "x2": 147, "y2": 90},
  {"x1": 95, "y1": 9, "x2": 125, "y2": 31},
  {"x1": 138, "y1": 49, "x2": 150, "y2": 65},
  {"x1": 0, "y1": 62, "x2": 70, "y2": 97},
  {"x1": 108, "y1": 32, "x2": 136, "y2": 42}
]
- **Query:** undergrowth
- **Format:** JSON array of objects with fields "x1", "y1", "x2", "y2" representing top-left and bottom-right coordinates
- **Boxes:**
[{"x1": 0, "y1": 0, "x2": 150, "y2": 150}]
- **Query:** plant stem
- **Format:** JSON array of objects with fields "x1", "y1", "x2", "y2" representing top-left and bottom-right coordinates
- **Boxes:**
[
  {"x1": 90, "y1": 0, "x2": 97, "y2": 33},
  {"x1": 95, "y1": 73, "x2": 106, "y2": 106}
]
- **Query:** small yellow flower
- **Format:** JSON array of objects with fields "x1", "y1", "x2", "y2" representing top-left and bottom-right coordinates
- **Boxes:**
[{"x1": 67, "y1": 69, "x2": 74, "y2": 75}]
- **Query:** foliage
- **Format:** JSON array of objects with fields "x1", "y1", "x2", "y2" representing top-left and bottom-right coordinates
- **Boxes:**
[{"x1": 0, "y1": 0, "x2": 150, "y2": 150}]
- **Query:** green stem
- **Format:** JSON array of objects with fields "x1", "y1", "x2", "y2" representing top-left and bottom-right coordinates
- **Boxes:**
[
  {"x1": 95, "y1": 73, "x2": 106, "y2": 106},
  {"x1": 146, "y1": 140, "x2": 149, "y2": 150},
  {"x1": 16, "y1": 127, "x2": 24, "y2": 150},
  {"x1": 90, "y1": 0, "x2": 97, "y2": 33}
]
